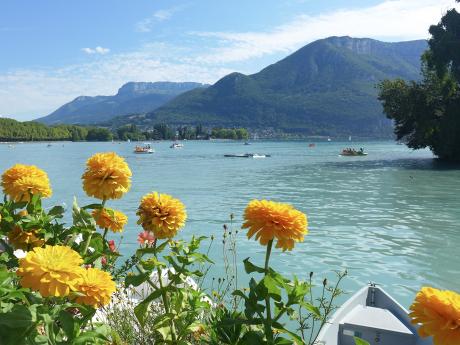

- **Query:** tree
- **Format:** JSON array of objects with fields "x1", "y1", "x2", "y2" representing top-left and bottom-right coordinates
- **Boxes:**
[
  {"x1": 116, "y1": 124, "x2": 145, "y2": 141},
  {"x1": 378, "y1": 3, "x2": 460, "y2": 161},
  {"x1": 86, "y1": 127, "x2": 113, "y2": 141},
  {"x1": 428, "y1": 2, "x2": 460, "y2": 82},
  {"x1": 153, "y1": 123, "x2": 175, "y2": 140}
]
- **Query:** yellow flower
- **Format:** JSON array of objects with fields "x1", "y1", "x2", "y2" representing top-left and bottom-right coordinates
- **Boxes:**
[
  {"x1": 137, "y1": 192, "x2": 187, "y2": 239},
  {"x1": 92, "y1": 208, "x2": 128, "y2": 233},
  {"x1": 1, "y1": 164, "x2": 52, "y2": 202},
  {"x1": 82, "y1": 152, "x2": 131, "y2": 200},
  {"x1": 17, "y1": 245, "x2": 83, "y2": 297},
  {"x1": 242, "y1": 199, "x2": 308, "y2": 251},
  {"x1": 8, "y1": 226, "x2": 44, "y2": 250},
  {"x1": 410, "y1": 287, "x2": 460, "y2": 345},
  {"x1": 74, "y1": 268, "x2": 116, "y2": 307}
]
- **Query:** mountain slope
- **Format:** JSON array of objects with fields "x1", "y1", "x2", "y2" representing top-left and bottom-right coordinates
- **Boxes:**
[
  {"x1": 38, "y1": 82, "x2": 207, "y2": 125},
  {"x1": 136, "y1": 36, "x2": 427, "y2": 136}
]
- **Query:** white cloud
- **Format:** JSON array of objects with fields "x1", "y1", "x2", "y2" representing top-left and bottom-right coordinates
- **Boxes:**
[
  {"x1": 192, "y1": 0, "x2": 458, "y2": 63},
  {"x1": 82, "y1": 46, "x2": 110, "y2": 55},
  {"x1": 154, "y1": 9, "x2": 174, "y2": 21},
  {"x1": 136, "y1": 6, "x2": 185, "y2": 32},
  {"x1": 0, "y1": 43, "x2": 233, "y2": 118}
]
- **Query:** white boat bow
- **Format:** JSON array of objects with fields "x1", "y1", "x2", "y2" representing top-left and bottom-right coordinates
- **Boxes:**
[{"x1": 316, "y1": 284, "x2": 432, "y2": 345}]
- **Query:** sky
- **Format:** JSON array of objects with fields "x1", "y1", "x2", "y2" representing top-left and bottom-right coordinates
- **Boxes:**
[{"x1": 0, "y1": 0, "x2": 458, "y2": 120}]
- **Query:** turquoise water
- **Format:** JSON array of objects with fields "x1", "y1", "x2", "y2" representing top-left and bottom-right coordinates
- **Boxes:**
[{"x1": 1, "y1": 140, "x2": 459, "y2": 307}]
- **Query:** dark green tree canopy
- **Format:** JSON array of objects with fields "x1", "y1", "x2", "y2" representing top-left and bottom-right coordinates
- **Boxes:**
[
  {"x1": 379, "y1": 2, "x2": 460, "y2": 162},
  {"x1": 428, "y1": 3, "x2": 460, "y2": 81}
]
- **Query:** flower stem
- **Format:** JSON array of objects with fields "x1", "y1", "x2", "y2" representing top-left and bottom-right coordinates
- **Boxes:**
[
  {"x1": 82, "y1": 231, "x2": 93, "y2": 256},
  {"x1": 264, "y1": 240, "x2": 274, "y2": 344},
  {"x1": 82, "y1": 199, "x2": 106, "y2": 256},
  {"x1": 154, "y1": 241, "x2": 177, "y2": 342}
]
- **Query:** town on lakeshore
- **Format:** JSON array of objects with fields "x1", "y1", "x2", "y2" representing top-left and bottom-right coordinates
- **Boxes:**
[{"x1": 0, "y1": 1, "x2": 459, "y2": 345}]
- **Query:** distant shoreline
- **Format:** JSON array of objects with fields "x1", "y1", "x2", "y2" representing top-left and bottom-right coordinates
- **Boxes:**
[{"x1": 0, "y1": 137, "x2": 396, "y2": 144}]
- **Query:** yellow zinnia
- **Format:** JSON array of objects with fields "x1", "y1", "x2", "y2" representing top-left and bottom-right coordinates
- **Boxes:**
[
  {"x1": 8, "y1": 226, "x2": 44, "y2": 250},
  {"x1": 17, "y1": 245, "x2": 84, "y2": 297},
  {"x1": 410, "y1": 286, "x2": 460, "y2": 345},
  {"x1": 1, "y1": 164, "x2": 52, "y2": 202},
  {"x1": 137, "y1": 192, "x2": 187, "y2": 239},
  {"x1": 81, "y1": 152, "x2": 131, "y2": 200},
  {"x1": 92, "y1": 208, "x2": 128, "y2": 233},
  {"x1": 242, "y1": 199, "x2": 308, "y2": 251},
  {"x1": 74, "y1": 268, "x2": 116, "y2": 308}
]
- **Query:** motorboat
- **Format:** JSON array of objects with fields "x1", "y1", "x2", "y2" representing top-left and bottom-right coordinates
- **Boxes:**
[
  {"x1": 316, "y1": 284, "x2": 432, "y2": 345},
  {"x1": 224, "y1": 153, "x2": 270, "y2": 158},
  {"x1": 134, "y1": 144, "x2": 154, "y2": 154},
  {"x1": 170, "y1": 142, "x2": 184, "y2": 149},
  {"x1": 340, "y1": 149, "x2": 367, "y2": 156}
]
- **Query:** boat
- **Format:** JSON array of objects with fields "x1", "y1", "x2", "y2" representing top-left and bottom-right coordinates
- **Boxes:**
[
  {"x1": 340, "y1": 148, "x2": 368, "y2": 156},
  {"x1": 170, "y1": 142, "x2": 184, "y2": 149},
  {"x1": 309, "y1": 143, "x2": 316, "y2": 148},
  {"x1": 134, "y1": 144, "x2": 154, "y2": 154},
  {"x1": 224, "y1": 153, "x2": 271, "y2": 158},
  {"x1": 317, "y1": 284, "x2": 432, "y2": 345},
  {"x1": 244, "y1": 142, "x2": 251, "y2": 145}
]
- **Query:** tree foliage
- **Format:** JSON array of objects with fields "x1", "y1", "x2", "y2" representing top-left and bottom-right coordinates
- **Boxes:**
[
  {"x1": 211, "y1": 128, "x2": 249, "y2": 140},
  {"x1": 0, "y1": 118, "x2": 91, "y2": 141},
  {"x1": 86, "y1": 127, "x2": 113, "y2": 141},
  {"x1": 116, "y1": 124, "x2": 146, "y2": 141},
  {"x1": 378, "y1": 4, "x2": 460, "y2": 161}
]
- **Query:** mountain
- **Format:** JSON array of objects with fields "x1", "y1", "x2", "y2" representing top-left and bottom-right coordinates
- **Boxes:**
[
  {"x1": 125, "y1": 36, "x2": 427, "y2": 137},
  {"x1": 37, "y1": 82, "x2": 208, "y2": 125}
]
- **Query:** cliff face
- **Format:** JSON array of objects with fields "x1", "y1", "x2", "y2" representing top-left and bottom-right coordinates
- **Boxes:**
[{"x1": 37, "y1": 82, "x2": 208, "y2": 125}]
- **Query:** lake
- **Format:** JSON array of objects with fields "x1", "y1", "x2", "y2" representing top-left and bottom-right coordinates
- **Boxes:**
[{"x1": 1, "y1": 140, "x2": 459, "y2": 308}]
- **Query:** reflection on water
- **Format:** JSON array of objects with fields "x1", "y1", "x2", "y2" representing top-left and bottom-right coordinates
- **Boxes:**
[{"x1": 0, "y1": 140, "x2": 459, "y2": 307}]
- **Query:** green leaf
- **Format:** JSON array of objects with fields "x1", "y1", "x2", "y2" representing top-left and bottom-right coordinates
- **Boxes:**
[
  {"x1": 134, "y1": 289, "x2": 163, "y2": 326},
  {"x1": 274, "y1": 337, "x2": 294, "y2": 345},
  {"x1": 263, "y1": 274, "x2": 281, "y2": 301},
  {"x1": 241, "y1": 331, "x2": 265, "y2": 345},
  {"x1": 58, "y1": 310, "x2": 77, "y2": 340},
  {"x1": 0, "y1": 304, "x2": 35, "y2": 328},
  {"x1": 125, "y1": 272, "x2": 150, "y2": 287},
  {"x1": 300, "y1": 301, "x2": 321, "y2": 318},
  {"x1": 81, "y1": 204, "x2": 103, "y2": 210},
  {"x1": 272, "y1": 323, "x2": 303, "y2": 344},
  {"x1": 156, "y1": 325, "x2": 172, "y2": 341},
  {"x1": 140, "y1": 257, "x2": 166, "y2": 270},
  {"x1": 48, "y1": 206, "x2": 65, "y2": 217},
  {"x1": 243, "y1": 258, "x2": 265, "y2": 274},
  {"x1": 354, "y1": 337, "x2": 371, "y2": 345},
  {"x1": 73, "y1": 327, "x2": 111, "y2": 345},
  {"x1": 232, "y1": 289, "x2": 248, "y2": 301}
]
